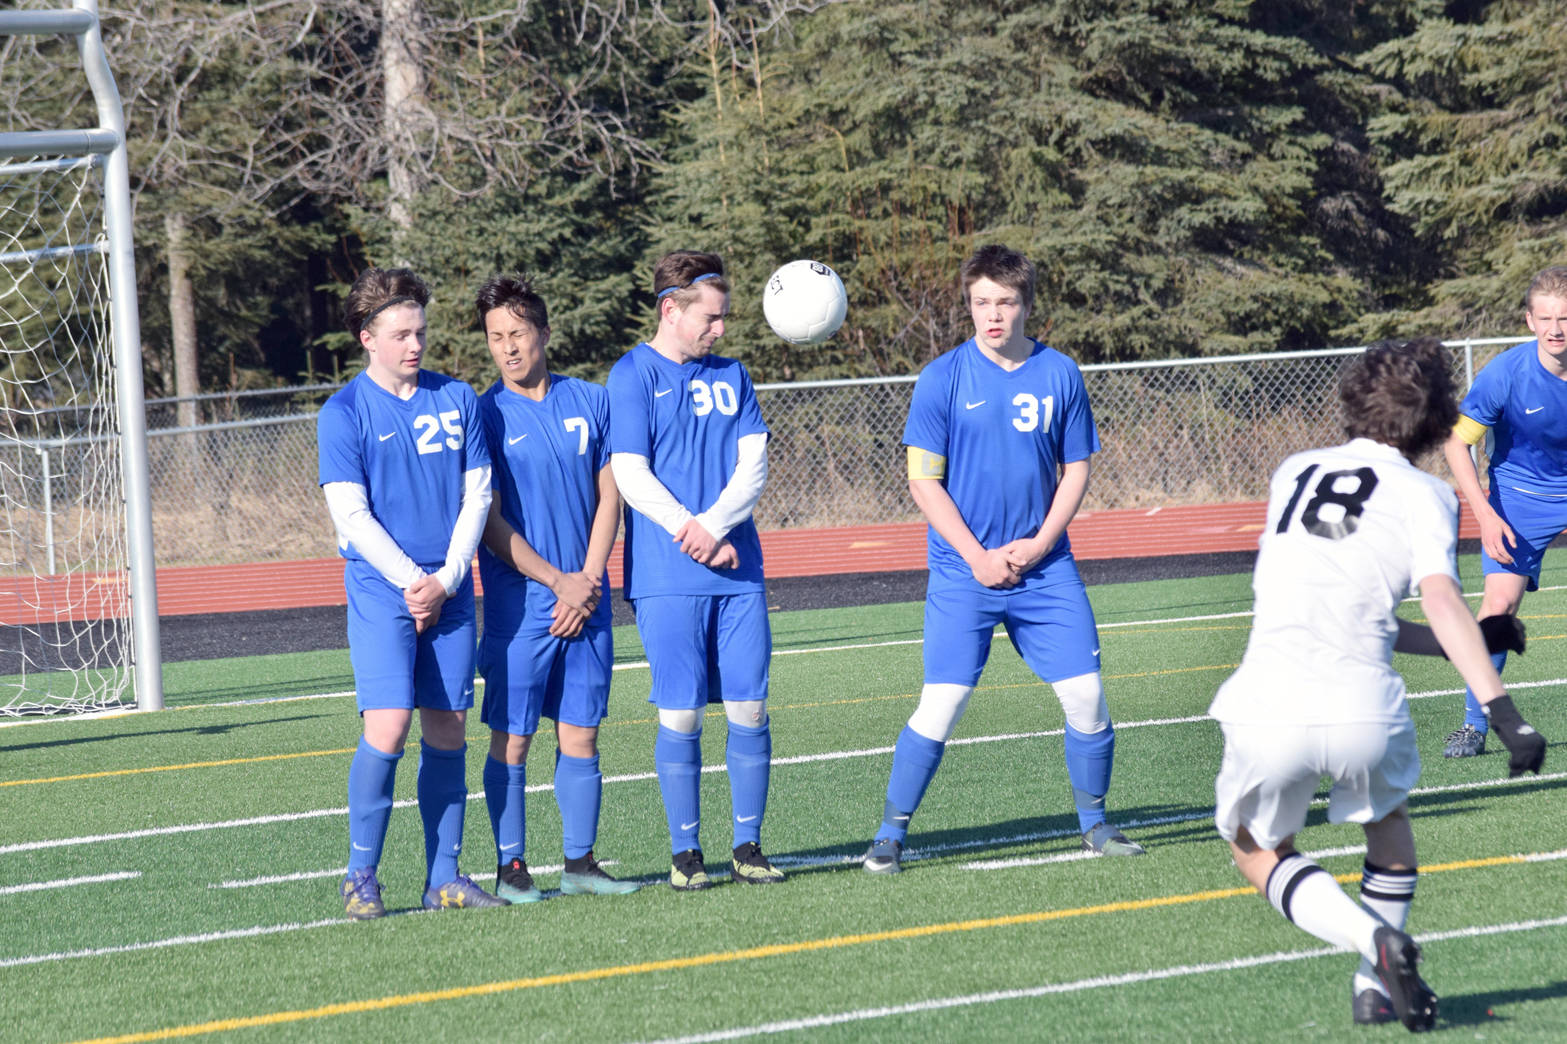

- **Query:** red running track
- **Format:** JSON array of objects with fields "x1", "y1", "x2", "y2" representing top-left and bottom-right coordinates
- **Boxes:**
[{"x1": 0, "y1": 500, "x2": 1485, "y2": 624}]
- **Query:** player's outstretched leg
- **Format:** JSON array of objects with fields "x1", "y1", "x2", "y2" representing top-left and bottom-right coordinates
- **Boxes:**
[
  {"x1": 557, "y1": 750, "x2": 639, "y2": 895},
  {"x1": 420, "y1": 741, "x2": 508, "y2": 910},
  {"x1": 342, "y1": 737, "x2": 401, "y2": 919},
  {"x1": 656, "y1": 723, "x2": 708, "y2": 890},
  {"x1": 864, "y1": 723, "x2": 947, "y2": 874},
  {"x1": 484, "y1": 753, "x2": 541, "y2": 903}
]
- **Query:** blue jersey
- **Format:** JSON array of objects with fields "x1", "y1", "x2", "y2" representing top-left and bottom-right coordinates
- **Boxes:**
[
  {"x1": 903, "y1": 338, "x2": 1100, "y2": 588},
  {"x1": 606, "y1": 342, "x2": 768, "y2": 598},
  {"x1": 317, "y1": 370, "x2": 489, "y2": 568},
  {"x1": 477, "y1": 375, "x2": 612, "y2": 632},
  {"x1": 1461, "y1": 340, "x2": 1567, "y2": 496}
]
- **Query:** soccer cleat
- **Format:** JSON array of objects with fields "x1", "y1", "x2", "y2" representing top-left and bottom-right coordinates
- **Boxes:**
[
  {"x1": 494, "y1": 857, "x2": 543, "y2": 904},
  {"x1": 1371, "y1": 926, "x2": 1438, "y2": 1032},
  {"x1": 1081, "y1": 822, "x2": 1147, "y2": 856},
  {"x1": 423, "y1": 874, "x2": 511, "y2": 910},
  {"x1": 560, "y1": 853, "x2": 640, "y2": 896},
  {"x1": 863, "y1": 837, "x2": 904, "y2": 875},
  {"x1": 670, "y1": 848, "x2": 711, "y2": 891},
  {"x1": 340, "y1": 867, "x2": 386, "y2": 920},
  {"x1": 1352, "y1": 988, "x2": 1398, "y2": 1025},
  {"x1": 1442, "y1": 724, "x2": 1486, "y2": 759},
  {"x1": 731, "y1": 842, "x2": 786, "y2": 884}
]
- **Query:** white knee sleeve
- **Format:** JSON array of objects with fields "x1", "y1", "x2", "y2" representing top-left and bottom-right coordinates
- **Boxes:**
[
  {"x1": 906, "y1": 683, "x2": 973, "y2": 742},
  {"x1": 724, "y1": 699, "x2": 767, "y2": 727},
  {"x1": 658, "y1": 707, "x2": 703, "y2": 733},
  {"x1": 1052, "y1": 671, "x2": 1109, "y2": 734}
]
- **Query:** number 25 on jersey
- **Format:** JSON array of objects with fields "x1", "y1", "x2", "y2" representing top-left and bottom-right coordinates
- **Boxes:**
[{"x1": 413, "y1": 410, "x2": 463, "y2": 455}]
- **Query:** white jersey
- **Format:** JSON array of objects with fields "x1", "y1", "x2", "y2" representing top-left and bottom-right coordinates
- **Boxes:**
[{"x1": 1209, "y1": 438, "x2": 1459, "y2": 727}]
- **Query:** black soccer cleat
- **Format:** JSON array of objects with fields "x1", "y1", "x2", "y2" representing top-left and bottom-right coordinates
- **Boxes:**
[
  {"x1": 1352, "y1": 987, "x2": 1398, "y2": 1025},
  {"x1": 1370, "y1": 926, "x2": 1438, "y2": 1032},
  {"x1": 863, "y1": 837, "x2": 904, "y2": 875},
  {"x1": 670, "y1": 848, "x2": 711, "y2": 891},
  {"x1": 731, "y1": 841, "x2": 785, "y2": 884}
]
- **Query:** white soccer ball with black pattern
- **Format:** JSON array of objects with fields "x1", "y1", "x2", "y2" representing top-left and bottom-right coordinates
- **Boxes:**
[{"x1": 762, "y1": 259, "x2": 847, "y2": 345}]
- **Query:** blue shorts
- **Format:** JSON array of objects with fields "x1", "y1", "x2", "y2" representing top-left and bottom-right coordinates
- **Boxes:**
[
  {"x1": 923, "y1": 561, "x2": 1101, "y2": 687},
  {"x1": 633, "y1": 593, "x2": 771, "y2": 709},
  {"x1": 1483, "y1": 483, "x2": 1567, "y2": 591},
  {"x1": 477, "y1": 622, "x2": 613, "y2": 736},
  {"x1": 345, "y1": 560, "x2": 475, "y2": 713}
]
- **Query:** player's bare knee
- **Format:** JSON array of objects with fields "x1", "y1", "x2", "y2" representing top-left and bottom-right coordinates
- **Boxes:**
[
  {"x1": 489, "y1": 729, "x2": 531, "y2": 764},
  {"x1": 1051, "y1": 672, "x2": 1109, "y2": 734},
  {"x1": 724, "y1": 699, "x2": 767, "y2": 728},
  {"x1": 555, "y1": 722, "x2": 598, "y2": 759},
  {"x1": 658, "y1": 707, "x2": 703, "y2": 734},
  {"x1": 907, "y1": 683, "x2": 973, "y2": 742}
]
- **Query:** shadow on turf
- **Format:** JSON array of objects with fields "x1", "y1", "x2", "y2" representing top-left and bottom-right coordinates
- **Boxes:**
[
  {"x1": 1435, "y1": 980, "x2": 1567, "y2": 1029},
  {"x1": 0, "y1": 712, "x2": 333, "y2": 753}
]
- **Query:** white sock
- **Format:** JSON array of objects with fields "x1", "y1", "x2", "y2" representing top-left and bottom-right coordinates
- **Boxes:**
[
  {"x1": 1353, "y1": 861, "x2": 1417, "y2": 995},
  {"x1": 1266, "y1": 853, "x2": 1378, "y2": 961}
]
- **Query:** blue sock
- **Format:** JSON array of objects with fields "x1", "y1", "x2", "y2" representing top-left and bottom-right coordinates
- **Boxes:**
[
  {"x1": 1064, "y1": 723, "x2": 1115, "y2": 834},
  {"x1": 726, "y1": 720, "x2": 772, "y2": 847},
  {"x1": 347, "y1": 737, "x2": 401, "y2": 870},
  {"x1": 483, "y1": 755, "x2": 526, "y2": 865},
  {"x1": 418, "y1": 741, "x2": 468, "y2": 888},
  {"x1": 655, "y1": 725, "x2": 703, "y2": 854},
  {"x1": 1464, "y1": 649, "x2": 1507, "y2": 733},
  {"x1": 877, "y1": 726, "x2": 945, "y2": 843},
  {"x1": 555, "y1": 751, "x2": 602, "y2": 860}
]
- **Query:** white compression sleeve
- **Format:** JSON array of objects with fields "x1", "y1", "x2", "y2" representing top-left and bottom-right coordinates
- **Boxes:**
[
  {"x1": 433, "y1": 465, "x2": 492, "y2": 595},
  {"x1": 322, "y1": 481, "x2": 425, "y2": 590},
  {"x1": 906, "y1": 683, "x2": 973, "y2": 742},
  {"x1": 694, "y1": 432, "x2": 768, "y2": 541},
  {"x1": 611, "y1": 452, "x2": 693, "y2": 536},
  {"x1": 1051, "y1": 672, "x2": 1109, "y2": 734}
]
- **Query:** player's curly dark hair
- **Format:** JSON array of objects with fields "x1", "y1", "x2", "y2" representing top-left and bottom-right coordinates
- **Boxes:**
[
  {"x1": 1340, "y1": 336, "x2": 1457, "y2": 460},
  {"x1": 474, "y1": 274, "x2": 548, "y2": 333},
  {"x1": 960, "y1": 244, "x2": 1036, "y2": 314},
  {"x1": 1524, "y1": 266, "x2": 1567, "y2": 309},
  {"x1": 343, "y1": 267, "x2": 430, "y2": 338},
  {"x1": 652, "y1": 250, "x2": 728, "y2": 309}
]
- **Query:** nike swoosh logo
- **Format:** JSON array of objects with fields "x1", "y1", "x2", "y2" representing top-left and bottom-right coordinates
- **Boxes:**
[
  {"x1": 1526, "y1": 406, "x2": 1545, "y2": 415},
  {"x1": 736, "y1": 815, "x2": 757, "y2": 823},
  {"x1": 965, "y1": 400, "x2": 985, "y2": 409},
  {"x1": 508, "y1": 434, "x2": 528, "y2": 445},
  {"x1": 499, "y1": 842, "x2": 521, "y2": 851},
  {"x1": 655, "y1": 388, "x2": 674, "y2": 398},
  {"x1": 352, "y1": 842, "x2": 373, "y2": 851},
  {"x1": 1092, "y1": 648, "x2": 1101, "y2": 656},
  {"x1": 680, "y1": 820, "x2": 699, "y2": 831},
  {"x1": 378, "y1": 432, "x2": 396, "y2": 442},
  {"x1": 892, "y1": 815, "x2": 910, "y2": 822}
]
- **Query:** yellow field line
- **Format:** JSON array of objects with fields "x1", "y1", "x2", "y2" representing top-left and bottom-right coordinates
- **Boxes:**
[
  {"x1": 0, "y1": 749, "x2": 353, "y2": 788},
  {"x1": 66, "y1": 851, "x2": 1552, "y2": 1044},
  {"x1": 5, "y1": 663, "x2": 1230, "y2": 789}
]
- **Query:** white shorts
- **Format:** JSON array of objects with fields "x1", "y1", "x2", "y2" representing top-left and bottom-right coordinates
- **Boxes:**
[{"x1": 1214, "y1": 719, "x2": 1420, "y2": 851}]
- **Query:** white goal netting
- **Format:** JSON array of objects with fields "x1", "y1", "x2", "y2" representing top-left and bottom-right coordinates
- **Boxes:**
[{"x1": 0, "y1": 153, "x2": 134, "y2": 715}]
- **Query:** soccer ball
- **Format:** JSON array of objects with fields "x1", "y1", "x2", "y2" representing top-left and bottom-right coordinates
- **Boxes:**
[{"x1": 762, "y1": 260, "x2": 847, "y2": 345}]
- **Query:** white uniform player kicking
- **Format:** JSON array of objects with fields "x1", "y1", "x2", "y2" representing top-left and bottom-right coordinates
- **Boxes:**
[{"x1": 1210, "y1": 337, "x2": 1546, "y2": 1033}]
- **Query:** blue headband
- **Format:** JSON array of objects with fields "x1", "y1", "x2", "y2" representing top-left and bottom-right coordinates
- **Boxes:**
[{"x1": 655, "y1": 271, "x2": 721, "y2": 301}]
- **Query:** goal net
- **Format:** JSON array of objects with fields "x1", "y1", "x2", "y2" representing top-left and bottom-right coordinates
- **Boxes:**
[{"x1": 0, "y1": 2, "x2": 162, "y2": 716}]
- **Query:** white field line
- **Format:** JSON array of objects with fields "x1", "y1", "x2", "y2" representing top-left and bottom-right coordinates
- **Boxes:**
[
  {"x1": 958, "y1": 775, "x2": 1567, "y2": 871},
  {"x1": 4, "y1": 580, "x2": 1562, "y2": 726},
  {"x1": 0, "y1": 919, "x2": 351, "y2": 969},
  {"x1": 0, "y1": 871, "x2": 140, "y2": 896},
  {"x1": 633, "y1": 913, "x2": 1567, "y2": 1044},
  {"x1": 7, "y1": 705, "x2": 1565, "y2": 858},
  {"x1": 208, "y1": 858, "x2": 618, "y2": 890}
]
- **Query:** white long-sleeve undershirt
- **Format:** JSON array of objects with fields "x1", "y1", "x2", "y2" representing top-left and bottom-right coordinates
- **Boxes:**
[
  {"x1": 322, "y1": 464, "x2": 491, "y2": 594},
  {"x1": 610, "y1": 432, "x2": 767, "y2": 540}
]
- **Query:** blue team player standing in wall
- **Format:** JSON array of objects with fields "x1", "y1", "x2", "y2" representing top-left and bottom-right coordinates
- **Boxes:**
[
  {"x1": 318, "y1": 267, "x2": 507, "y2": 916},
  {"x1": 607, "y1": 250, "x2": 785, "y2": 890},
  {"x1": 472, "y1": 275, "x2": 639, "y2": 901},
  {"x1": 864, "y1": 244, "x2": 1144, "y2": 874}
]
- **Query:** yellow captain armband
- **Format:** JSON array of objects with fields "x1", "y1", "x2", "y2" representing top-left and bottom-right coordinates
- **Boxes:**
[
  {"x1": 907, "y1": 446, "x2": 946, "y2": 481},
  {"x1": 1453, "y1": 414, "x2": 1488, "y2": 447}
]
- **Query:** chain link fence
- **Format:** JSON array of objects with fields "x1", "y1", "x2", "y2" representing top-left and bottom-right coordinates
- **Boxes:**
[{"x1": 2, "y1": 338, "x2": 1530, "y2": 571}]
